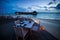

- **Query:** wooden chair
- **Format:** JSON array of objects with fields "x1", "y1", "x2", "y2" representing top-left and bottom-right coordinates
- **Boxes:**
[
  {"x1": 31, "y1": 20, "x2": 40, "y2": 32},
  {"x1": 13, "y1": 26, "x2": 29, "y2": 40}
]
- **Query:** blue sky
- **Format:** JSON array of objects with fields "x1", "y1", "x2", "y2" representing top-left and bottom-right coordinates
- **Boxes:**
[{"x1": 0, "y1": 0, "x2": 60, "y2": 14}]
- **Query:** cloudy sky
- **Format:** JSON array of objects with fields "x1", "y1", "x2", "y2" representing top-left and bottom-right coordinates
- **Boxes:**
[{"x1": 0, "y1": 0, "x2": 60, "y2": 14}]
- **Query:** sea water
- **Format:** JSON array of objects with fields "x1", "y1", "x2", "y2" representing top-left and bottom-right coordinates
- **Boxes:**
[
  {"x1": 36, "y1": 12, "x2": 60, "y2": 20},
  {"x1": 18, "y1": 12, "x2": 60, "y2": 20},
  {"x1": 1, "y1": 12, "x2": 60, "y2": 20}
]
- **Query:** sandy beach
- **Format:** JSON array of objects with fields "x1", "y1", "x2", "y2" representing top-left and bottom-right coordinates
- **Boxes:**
[
  {"x1": 39, "y1": 19, "x2": 60, "y2": 40},
  {"x1": 0, "y1": 18, "x2": 59, "y2": 40}
]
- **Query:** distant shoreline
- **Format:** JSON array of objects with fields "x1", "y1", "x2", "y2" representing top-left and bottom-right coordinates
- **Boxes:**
[
  {"x1": 0, "y1": 16, "x2": 60, "y2": 20},
  {"x1": 38, "y1": 18, "x2": 60, "y2": 20}
]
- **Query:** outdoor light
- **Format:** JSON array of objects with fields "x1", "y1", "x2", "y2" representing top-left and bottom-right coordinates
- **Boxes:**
[{"x1": 40, "y1": 26, "x2": 45, "y2": 31}]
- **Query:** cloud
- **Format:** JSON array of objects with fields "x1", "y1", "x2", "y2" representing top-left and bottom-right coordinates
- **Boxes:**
[
  {"x1": 56, "y1": 3, "x2": 60, "y2": 10},
  {"x1": 48, "y1": 3, "x2": 60, "y2": 11},
  {"x1": 12, "y1": 7, "x2": 27, "y2": 12},
  {"x1": 26, "y1": 6, "x2": 40, "y2": 12},
  {"x1": 48, "y1": 2, "x2": 53, "y2": 5},
  {"x1": 1, "y1": 0, "x2": 60, "y2": 14}
]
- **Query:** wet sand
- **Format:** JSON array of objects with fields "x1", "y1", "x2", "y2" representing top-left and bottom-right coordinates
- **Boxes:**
[{"x1": 39, "y1": 19, "x2": 60, "y2": 40}]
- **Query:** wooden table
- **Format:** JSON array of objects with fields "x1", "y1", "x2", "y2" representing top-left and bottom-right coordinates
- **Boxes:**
[{"x1": 13, "y1": 20, "x2": 35, "y2": 40}]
